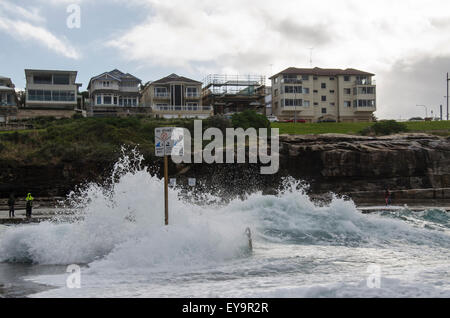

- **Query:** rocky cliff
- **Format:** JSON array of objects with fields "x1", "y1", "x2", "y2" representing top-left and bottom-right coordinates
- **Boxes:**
[{"x1": 1, "y1": 133, "x2": 449, "y2": 204}]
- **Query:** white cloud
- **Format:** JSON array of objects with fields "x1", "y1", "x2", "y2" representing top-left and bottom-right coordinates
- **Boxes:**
[
  {"x1": 106, "y1": 0, "x2": 450, "y2": 118},
  {"x1": 107, "y1": 0, "x2": 450, "y2": 75},
  {"x1": 0, "y1": 0, "x2": 80, "y2": 59}
]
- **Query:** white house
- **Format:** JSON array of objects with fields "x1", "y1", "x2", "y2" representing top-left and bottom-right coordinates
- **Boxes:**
[{"x1": 25, "y1": 69, "x2": 81, "y2": 109}]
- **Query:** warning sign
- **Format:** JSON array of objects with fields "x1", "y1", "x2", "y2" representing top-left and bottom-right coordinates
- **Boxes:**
[{"x1": 155, "y1": 127, "x2": 176, "y2": 157}]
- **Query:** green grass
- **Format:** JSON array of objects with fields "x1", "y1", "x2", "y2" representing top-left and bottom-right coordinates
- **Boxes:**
[{"x1": 272, "y1": 121, "x2": 450, "y2": 135}]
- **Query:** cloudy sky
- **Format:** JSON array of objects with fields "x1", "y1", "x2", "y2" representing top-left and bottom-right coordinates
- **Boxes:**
[{"x1": 1, "y1": 0, "x2": 450, "y2": 119}]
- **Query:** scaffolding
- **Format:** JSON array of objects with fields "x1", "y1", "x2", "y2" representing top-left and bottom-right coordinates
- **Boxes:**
[{"x1": 202, "y1": 74, "x2": 267, "y2": 114}]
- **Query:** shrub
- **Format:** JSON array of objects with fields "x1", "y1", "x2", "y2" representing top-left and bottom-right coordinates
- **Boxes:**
[
  {"x1": 204, "y1": 115, "x2": 232, "y2": 133},
  {"x1": 360, "y1": 120, "x2": 408, "y2": 136},
  {"x1": 231, "y1": 110, "x2": 270, "y2": 130}
]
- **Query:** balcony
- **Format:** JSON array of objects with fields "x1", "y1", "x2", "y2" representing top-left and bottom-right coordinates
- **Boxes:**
[
  {"x1": 185, "y1": 92, "x2": 200, "y2": 98},
  {"x1": 281, "y1": 78, "x2": 303, "y2": 84},
  {"x1": 153, "y1": 105, "x2": 212, "y2": 112},
  {"x1": 355, "y1": 79, "x2": 376, "y2": 86},
  {"x1": 154, "y1": 92, "x2": 169, "y2": 99}
]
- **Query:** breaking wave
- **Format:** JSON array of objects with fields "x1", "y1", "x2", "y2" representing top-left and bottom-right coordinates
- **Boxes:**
[{"x1": 0, "y1": 150, "x2": 449, "y2": 270}]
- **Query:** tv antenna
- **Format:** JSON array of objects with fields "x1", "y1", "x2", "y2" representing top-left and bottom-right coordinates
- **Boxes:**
[{"x1": 308, "y1": 48, "x2": 314, "y2": 67}]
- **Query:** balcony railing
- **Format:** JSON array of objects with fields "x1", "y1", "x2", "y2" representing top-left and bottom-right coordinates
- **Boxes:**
[
  {"x1": 153, "y1": 105, "x2": 212, "y2": 112},
  {"x1": 185, "y1": 92, "x2": 200, "y2": 98},
  {"x1": 355, "y1": 79, "x2": 376, "y2": 85},
  {"x1": 154, "y1": 92, "x2": 169, "y2": 98},
  {"x1": 281, "y1": 78, "x2": 303, "y2": 84}
]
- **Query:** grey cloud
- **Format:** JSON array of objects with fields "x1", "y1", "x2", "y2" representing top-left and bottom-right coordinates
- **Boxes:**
[
  {"x1": 270, "y1": 18, "x2": 333, "y2": 46},
  {"x1": 376, "y1": 56, "x2": 450, "y2": 119}
]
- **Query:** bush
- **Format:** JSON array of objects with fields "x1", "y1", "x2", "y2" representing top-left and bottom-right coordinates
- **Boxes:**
[
  {"x1": 231, "y1": 110, "x2": 270, "y2": 130},
  {"x1": 204, "y1": 115, "x2": 232, "y2": 133},
  {"x1": 360, "y1": 120, "x2": 408, "y2": 136}
]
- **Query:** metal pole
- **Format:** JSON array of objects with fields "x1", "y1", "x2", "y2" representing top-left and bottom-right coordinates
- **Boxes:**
[
  {"x1": 447, "y1": 73, "x2": 449, "y2": 121},
  {"x1": 440, "y1": 105, "x2": 443, "y2": 121},
  {"x1": 164, "y1": 155, "x2": 169, "y2": 226}
]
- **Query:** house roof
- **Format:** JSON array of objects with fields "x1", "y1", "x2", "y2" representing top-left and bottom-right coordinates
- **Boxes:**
[
  {"x1": 25, "y1": 69, "x2": 78, "y2": 75},
  {"x1": 269, "y1": 67, "x2": 375, "y2": 79},
  {"x1": 151, "y1": 73, "x2": 202, "y2": 85},
  {"x1": 88, "y1": 69, "x2": 142, "y2": 89}
]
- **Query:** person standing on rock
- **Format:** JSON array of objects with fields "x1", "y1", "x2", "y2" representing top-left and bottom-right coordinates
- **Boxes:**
[
  {"x1": 385, "y1": 189, "x2": 392, "y2": 206},
  {"x1": 25, "y1": 193, "x2": 34, "y2": 219},
  {"x1": 8, "y1": 193, "x2": 15, "y2": 218}
]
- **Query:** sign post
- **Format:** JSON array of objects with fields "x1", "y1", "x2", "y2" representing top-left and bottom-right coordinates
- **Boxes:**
[{"x1": 155, "y1": 127, "x2": 176, "y2": 226}]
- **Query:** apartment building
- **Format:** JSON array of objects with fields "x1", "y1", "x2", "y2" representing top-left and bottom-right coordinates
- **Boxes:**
[
  {"x1": 0, "y1": 76, "x2": 17, "y2": 123},
  {"x1": 25, "y1": 69, "x2": 81, "y2": 109},
  {"x1": 270, "y1": 67, "x2": 376, "y2": 122},
  {"x1": 141, "y1": 73, "x2": 212, "y2": 119},
  {"x1": 87, "y1": 69, "x2": 143, "y2": 117}
]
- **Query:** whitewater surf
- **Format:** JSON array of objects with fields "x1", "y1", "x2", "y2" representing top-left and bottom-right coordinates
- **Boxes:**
[{"x1": 0, "y1": 152, "x2": 449, "y2": 298}]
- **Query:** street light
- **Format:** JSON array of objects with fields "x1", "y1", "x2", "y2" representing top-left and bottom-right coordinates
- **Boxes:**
[{"x1": 416, "y1": 105, "x2": 428, "y2": 118}]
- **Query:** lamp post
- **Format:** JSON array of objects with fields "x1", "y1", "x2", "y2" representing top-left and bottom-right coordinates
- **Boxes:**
[
  {"x1": 416, "y1": 105, "x2": 427, "y2": 118},
  {"x1": 447, "y1": 73, "x2": 449, "y2": 121}
]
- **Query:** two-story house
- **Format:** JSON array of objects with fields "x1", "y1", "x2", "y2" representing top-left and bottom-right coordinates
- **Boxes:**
[
  {"x1": 141, "y1": 74, "x2": 212, "y2": 119},
  {"x1": 0, "y1": 76, "x2": 17, "y2": 123},
  {"x1": 25, "y1": 69, "x2": 81, "y2": 110},
  {"x1": 87, "y1": 69, "x2": 143, "y2": 117},
  {"x1": 270, "y1": 67, "x2": 376, "y2": 122}
]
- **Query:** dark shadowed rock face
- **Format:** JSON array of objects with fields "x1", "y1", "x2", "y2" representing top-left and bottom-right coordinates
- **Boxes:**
[
  {"x1": 1, "y1": 133, "x2": 449, "y2": 201},
  {"x1": 278, "y1": 134, "x2": 450, "y2": 194}
]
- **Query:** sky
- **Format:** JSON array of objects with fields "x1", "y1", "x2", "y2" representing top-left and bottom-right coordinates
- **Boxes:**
[{"x1": 1, "y1": 0, "x2": 450, "y2": 119}]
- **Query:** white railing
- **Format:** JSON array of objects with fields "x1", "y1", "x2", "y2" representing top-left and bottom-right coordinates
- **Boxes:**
[
  {"x1": 153, "y1": 105, "x2": 212, "y2": 112},
  {"x1": 185, "y1": 92, "x2": 200, "y2": 98},
  {"x1": 155, "y1": 92, "x2": 169, "y2": 98}
]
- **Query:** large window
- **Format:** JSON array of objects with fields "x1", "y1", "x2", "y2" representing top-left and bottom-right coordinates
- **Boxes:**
[
  {"x1": 321, "y1": 83, "x2": 326, "y2": 89},
  {"x1": 302, "y1": 87, "x2": 310, "y2": 94},
  {"x1": 33, "y1": 75, "x2": 52, "y2": 84},
  {"x1": 321, "y1": 96, "x2": 327, "y2": 101},
  {"x1": 103, "y1": 95, "x2": 112, "y2": 104},
  {"x1": 186, "y1": 87, "x2": 199, "y2": 97},
  {"x1": 155, "y1": 87, "x2": 168, "y2": 97},
  {"x1": 303, "y1": 100, "x2": 310, "y2": 107},
  {"x1": 283, "y1": 99, "x2": 302, "y2": 106},
  {"x1": 284, "y1": 86, "x2": 302, "y2": 94},
  {"x1": 53, "y1": 74, "x2": 70, "y2": 85},
  {"x1": 357, "y1": 99, "x2": 376, "y2": 107},
  {"x1": 28, "y1": 89, "x2": 75, "y2": 102},
  {"x1": 97, "y1": 96, "x2": 102, "y2": 105}
]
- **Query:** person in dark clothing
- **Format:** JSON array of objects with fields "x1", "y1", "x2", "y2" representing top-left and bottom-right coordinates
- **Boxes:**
[
  {"x1": 8, "y1": 194, "x2": 15, "y2": 218},
  {"x1": 384, "y1": 189, "x2": 392, "y2": 206},
  {"x1": 25, "y1": 193, "x2": 34, "y2": 219}
]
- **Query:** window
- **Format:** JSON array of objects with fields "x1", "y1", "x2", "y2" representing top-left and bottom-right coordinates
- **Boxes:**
[
  {"x1": 313, "y1": 90, "x2": 318, "y2": 93},
  {"x1": 284, "y1": 99, "x2": 302, "y2": 106},
  {"x1": 322, "y1": 108, "x2": 327, "y2": 114},
  {"x1": 284, "y1": 86, "x2": 302, "y2": 94},
  {"x1": 344, "y1": 101, "x2": 351, "y2": 107},
  {"x1": 302, "y1": 75, "x2": 309, "y2": 80},
  {"x1": 155, "y1": 87, "x2": 168, "y2": 97},
  {"x1": 103, "y1": 81, "x2": 110, "y2": 87},
  {"x1": 330, "y1": 90, "x2": 335, "y2": 94},
  {"x1": 97, "y1": 96, "x2": 101, "y2": 105},
  {"x1": 33, "y1": 75, "x2": 52, "y2": 84},
  {"x1": 321, "y1": 83, "x2": 326, "y2": 89},
  {"x1": 302, "y1": 87, "x2": 310, "y2": 94},
  {"x1": 304, "y1": 100, "x2": 310, "y2": 107},
  {"x1": 44, "y1": 90, "x2": 52, "y2": 101},
  {"x1": 344, "y1": 88, "x2": 351, "y2": 94},
  {"x1": 114, "y1": 97, "x2": 118, "y2": 105},
  {"x1": 274, "y1": 89, "x2": 278, "y2": 97},
  {"x1": 313, "y1": 76, "x2": 318, "y2": 80},
  {"x1": 103, "y1": 95, "x2": 112, "y2": 104},
  {"x1": 357, "y1": 87, "x2": 376, "y2": 94},
  {"x1": 186, "y1": 87, "x2": 199, "y2": 97},
  {"x1": 314, "y1": 102, "x2": 318, "y2": 106},
  {"x1": 330, "y1": 77, "x2": 335, "y2": 81},
  {"x1": 321, "y1": 96, "x2": 327, "y2": 101},
  {"x1": 119, "y1": 97, "x2": 123, "y2": 106},
  {"x1": 53, "y1": 75, "x2": 70, "y2": 85},
  {"x1": 133, "y1": 98, "x2": 137, "y2": 106},
  {"x1": 330, "y1": 102, "x2": 335, "y2": 106},
  {"x1": 344, "y1": 76, "x2": 350, "y2": 82}
]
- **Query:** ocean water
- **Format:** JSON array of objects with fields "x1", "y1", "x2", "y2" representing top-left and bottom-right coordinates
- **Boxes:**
[{"x1": 0, "y1": 153, "x2": 449, "y2": 298}]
